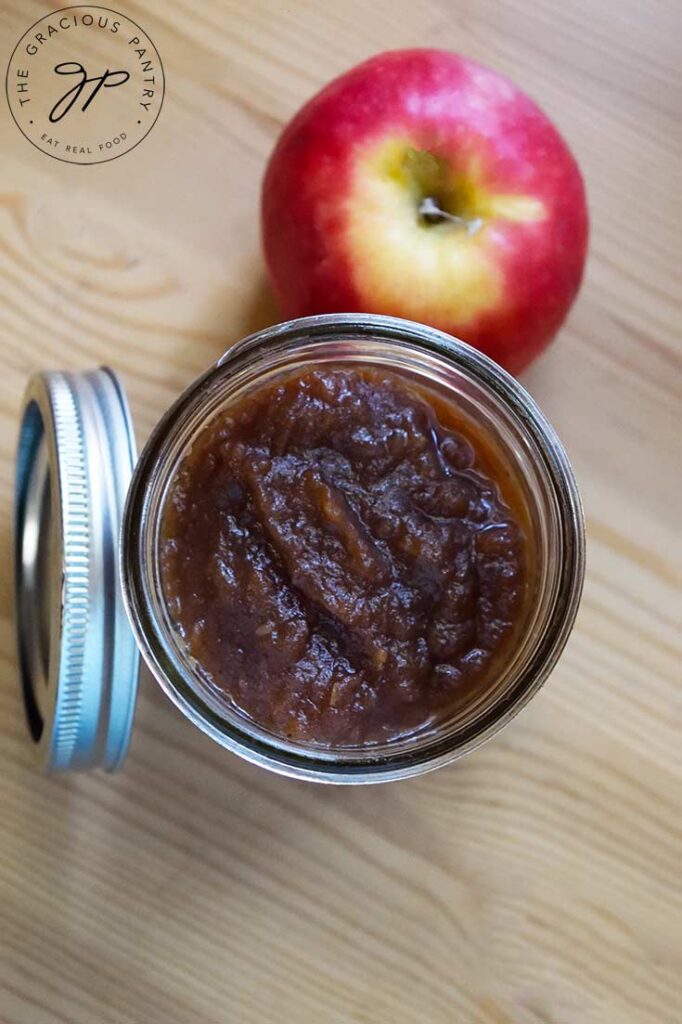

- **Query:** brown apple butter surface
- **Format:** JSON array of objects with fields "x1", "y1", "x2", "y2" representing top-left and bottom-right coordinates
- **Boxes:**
[{"x1": 160, "y1": 367, "x2": 529, "y2": 747}]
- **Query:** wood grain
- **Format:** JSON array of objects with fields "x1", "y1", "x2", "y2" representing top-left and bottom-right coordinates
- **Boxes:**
[{"x1": 1, "y1": 1, "x2": 680, "y2": 1022}]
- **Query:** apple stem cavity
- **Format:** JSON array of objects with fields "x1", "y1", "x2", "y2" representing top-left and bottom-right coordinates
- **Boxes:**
[{"x1": 418, "y1": 196, "x2": 482, "y2": 236}]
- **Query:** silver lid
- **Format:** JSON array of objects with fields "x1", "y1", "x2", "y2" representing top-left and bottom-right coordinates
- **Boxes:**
[{"x1": 14, "y1": 369, "x2": 140, "y2": 772}]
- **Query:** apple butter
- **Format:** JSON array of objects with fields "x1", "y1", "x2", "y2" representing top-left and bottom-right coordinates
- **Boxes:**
[{"x1": 160, "y1": 366, "x2": 529, "y2": 747}]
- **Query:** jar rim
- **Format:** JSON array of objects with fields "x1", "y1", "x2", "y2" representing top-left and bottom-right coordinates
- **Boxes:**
[{"x1": 121, "y1": 314, "x2": 585, "y2": 783}]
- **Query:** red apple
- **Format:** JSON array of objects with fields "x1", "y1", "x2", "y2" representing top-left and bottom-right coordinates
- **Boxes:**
[{"x1": 261, "y1": 49, "x2": 588, "y2": 374}]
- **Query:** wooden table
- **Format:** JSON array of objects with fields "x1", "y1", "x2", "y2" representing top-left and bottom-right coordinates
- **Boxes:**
[{"x1": 1, "y1": 2, "x2": 679, "y2": 1022}]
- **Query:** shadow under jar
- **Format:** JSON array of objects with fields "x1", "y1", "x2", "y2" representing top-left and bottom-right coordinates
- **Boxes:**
[{"x1": 121, "y1": 314, "x2": 584, "y2": 783}]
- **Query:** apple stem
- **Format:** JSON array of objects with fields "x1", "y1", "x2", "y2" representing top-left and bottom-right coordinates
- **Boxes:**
[{"x1": 418, "y1": 196, "x2": 482, "y2": 235}]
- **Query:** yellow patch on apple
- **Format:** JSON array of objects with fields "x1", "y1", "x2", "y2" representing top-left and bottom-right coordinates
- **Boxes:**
[{"x1": 344, "y1": 138, "x2": 545, "y2": 327}]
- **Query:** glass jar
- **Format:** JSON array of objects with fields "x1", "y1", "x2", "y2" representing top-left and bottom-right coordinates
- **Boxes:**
[{"x1": 120, "y1": 313, "x2": 584, "y2": 784}]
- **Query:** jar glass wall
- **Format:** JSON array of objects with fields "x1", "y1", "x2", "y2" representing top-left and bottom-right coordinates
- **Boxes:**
[{"x1": 121, "y1": 314, "x2": 584, "y2": 783}]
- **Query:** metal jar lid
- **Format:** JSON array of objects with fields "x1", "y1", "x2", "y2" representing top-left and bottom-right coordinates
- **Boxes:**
[{"x1": 13, "y1": 368, "x2": 140, "y2": 772}]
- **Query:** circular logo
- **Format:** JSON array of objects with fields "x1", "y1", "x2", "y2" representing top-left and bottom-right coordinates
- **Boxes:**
[{"x1": 6, "y1": 6, "x2": 164, "y2": 164}]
